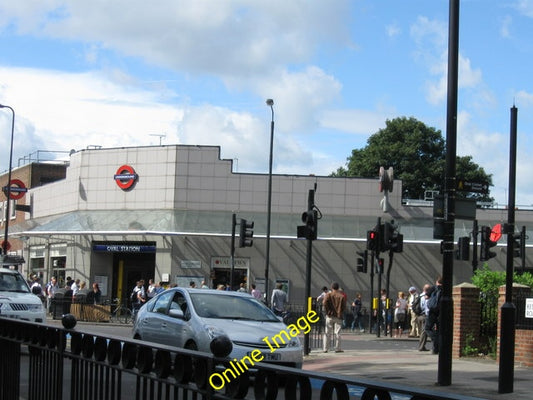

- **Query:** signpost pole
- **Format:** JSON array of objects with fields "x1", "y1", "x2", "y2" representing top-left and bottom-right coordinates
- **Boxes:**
[{"x1": 498, "y1": 106, "x2": 518, "y2": 393}]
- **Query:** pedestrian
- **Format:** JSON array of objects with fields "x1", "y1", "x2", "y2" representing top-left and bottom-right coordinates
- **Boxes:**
[
  {"x1": 425, "y1": 277, "x2": 443, "y2": 354},
  {"x1": 71, "y1": 279, "x2": 80, "y2": 297},
  {"x1": 86, "y1": 282, "x2": 102, "y2": 305},
  {"x1": 394, "y1": 291, "x2": 408, "y2": 338},
  {"x1": 418, "y1": 283, "x2": 431, "y2": 351},
  {"x1": 238, "y1": 282, "x2": 247, "y2": 292},
  {"x1": 131, "y1": 280, "x2": 146, "y2": 316},
  {"x1": 189, "y1": 281, "x2": 196, "y2": 288},
  {"x1": 407, "y1": 286, "x2": 420, "y2": 337},
  {"x1": 201, "y1": 280, "x2": 209, "y2": 289},
  {"x1": 251, "y1": 284, "x2": 262, "y2": 300},
  {"x1": 271, "y1": 283, "x2": 287, "y2": 316},
  {"x1": 45, "y1": 276, "x2": 59, "y2": 314},
  {"x1": 74, "y1": 281, "x2": 89, "y2": 303},
  {"x1": 322, "y1": 282, "x2": 347, "y2": 353},
  {"x1": 351, "y1": 293, "x2": 364, "y2": 333},
  {"x1": 147, "y1": 279, "x2": 157, "y2": 299}
]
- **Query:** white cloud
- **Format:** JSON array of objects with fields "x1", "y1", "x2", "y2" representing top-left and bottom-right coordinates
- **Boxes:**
[
  {"x1": 320, "y1": 109, "x2": 391, "y2": 135},
  {"x1": 516, "y1": 90, "x2": 533, "y2": 107},
  {"x1": 0, "y1": 1, "x2": 352, "y2": 81},
  {"x1": 0, "y1": 66, "x2": 330, "y2": 176},
  {"x1": 500, "y1": 15, "x2": 513, "y2": 38},
  {"x1": 386, "y1": 23, "x2": 401, "y2": 38},
  {"x1": 515, "y1": 0, "x2": 533, "y2": 18}
]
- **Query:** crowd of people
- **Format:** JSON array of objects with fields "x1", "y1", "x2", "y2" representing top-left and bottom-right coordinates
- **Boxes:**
[
  {"x1": 312, "y1": 277, "x2": 443, "y2": 354},
  {"x1": 28, "y1": 274, "x2": 103, "y2": 315},
  {"x1": 27, "y1": 273, "x2": 443, "y2": 354}
]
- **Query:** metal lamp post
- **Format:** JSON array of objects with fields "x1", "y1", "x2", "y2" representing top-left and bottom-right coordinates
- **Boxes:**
[
  {"x1": 0, "y1": 104, "x2": 15, "y2": 256},
  {"x1": 264, "y1": 99, "x2": 274, "y2": 305}
]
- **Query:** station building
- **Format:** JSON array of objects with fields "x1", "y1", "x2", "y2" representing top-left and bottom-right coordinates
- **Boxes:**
[{"x1": 1, "y1": 144, "x2": 532, "y2": 305}]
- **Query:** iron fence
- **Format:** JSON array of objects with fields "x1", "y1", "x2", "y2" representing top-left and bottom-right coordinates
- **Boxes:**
[{"x1": 0, "y1": 317, "x2": 485, "y2": 400}]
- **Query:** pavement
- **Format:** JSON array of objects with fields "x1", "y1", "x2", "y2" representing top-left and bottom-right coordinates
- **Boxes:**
[{"x1": 302, "y1": 331, "x2": 531, "y2": 400}]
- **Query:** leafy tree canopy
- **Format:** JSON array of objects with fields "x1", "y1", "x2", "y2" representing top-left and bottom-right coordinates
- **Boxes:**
[{"x1": 331, "y1": 116, "x2": 493, "y2": 202}]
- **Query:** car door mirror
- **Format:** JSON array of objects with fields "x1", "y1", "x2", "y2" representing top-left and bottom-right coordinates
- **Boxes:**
[{"x1": 169, "y1": 308, "x2": 185, "y2": 319}]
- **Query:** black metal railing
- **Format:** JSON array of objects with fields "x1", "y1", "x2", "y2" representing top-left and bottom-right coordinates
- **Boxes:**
[{"x1": 0, "y1": 317, "x2": 485, "y2": 400}]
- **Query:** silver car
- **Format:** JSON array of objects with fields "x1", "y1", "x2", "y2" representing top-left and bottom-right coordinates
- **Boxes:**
[
  {"x1": 0, "y1": 268, "x2": 46, "y2": 323},
  {"x1": 133, "y1": 288, "x2": 303, "y2": 368}
]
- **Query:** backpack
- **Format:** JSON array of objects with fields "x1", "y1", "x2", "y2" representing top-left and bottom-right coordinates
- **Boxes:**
[
  {"x1": 130, "y1": 289, "x2": 138, "y2": 304},
  {"x1": 427, "y1": 286, "x2": 442, "y2": 314},
  {"x1": 412, "y1": 294, "x2": 423, "y2": 316}
]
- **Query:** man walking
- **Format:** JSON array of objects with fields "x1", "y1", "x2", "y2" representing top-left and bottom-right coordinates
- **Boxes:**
[{"x1": 323, "y1": 282, "x2": 347, "y2": 353}]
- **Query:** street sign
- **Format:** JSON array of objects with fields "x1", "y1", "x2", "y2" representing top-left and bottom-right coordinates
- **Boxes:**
[
  {"x1": 456, "y1": 180, "x2": 489, "y2": 194},
  {"x1": 433, "y1": 195, "x2": 477, "y2": 220}
]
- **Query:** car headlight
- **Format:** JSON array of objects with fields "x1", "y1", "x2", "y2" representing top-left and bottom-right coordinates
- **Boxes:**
[
  {"x1": 205, "y1": 325, "x2": 226, "y2": 340},
  {"x1": 287, "y1": 337, "x2": 301, "y2": 347},
  {"x1": 26, "y1": 304, "x2": 44, "y2": 312}
]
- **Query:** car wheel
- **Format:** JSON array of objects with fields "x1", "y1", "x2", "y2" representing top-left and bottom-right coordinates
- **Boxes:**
[{"x1": 185, "y1": 341, "x2": 198, "y2": 351}]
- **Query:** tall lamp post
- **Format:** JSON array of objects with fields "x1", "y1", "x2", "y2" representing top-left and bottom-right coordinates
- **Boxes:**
[
  {"x1": 0, "y1": 104, "x2": 15, "y2": 257},
  {"x1": 264, "y1": 99, "x2": 274, "y2": 305}
]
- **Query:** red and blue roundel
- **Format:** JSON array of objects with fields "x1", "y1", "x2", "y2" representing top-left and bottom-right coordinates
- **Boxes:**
[{"x1": 114, "y1": 165, "x2": 138, "y2": 190}]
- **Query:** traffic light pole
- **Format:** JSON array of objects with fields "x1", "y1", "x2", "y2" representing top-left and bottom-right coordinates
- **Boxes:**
[
  {"x1": 230, "y1": 213, "x2": 236, "y2": 290},
  {"x1": 303, "y1": 188, "x2": 315, "y2": 356},
  {"x1": 438, "y1": 0, "x2": 459, "y2": 387},
  {"x1": 385, "y1": 250, "x2": 394, "y2": 338},
  {"x1": 498, "y1": 105, "x2": 518, "y2": 394},
  {"x1": 472, "y1": 220, "x2": 479, "y2": 272}
]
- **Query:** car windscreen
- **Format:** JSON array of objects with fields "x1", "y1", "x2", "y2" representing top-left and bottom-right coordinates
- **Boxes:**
[
  {"x1": 0, "y1": 272, "x2": 31, "y2": 293},
  {"x1": 189, "y1": 293, "x2": 279, "y2": 322}
]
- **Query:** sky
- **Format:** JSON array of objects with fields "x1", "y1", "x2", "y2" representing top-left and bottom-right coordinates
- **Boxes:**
[{"x1": 0, "y1": 1, "x2": 532, "y2": 207}]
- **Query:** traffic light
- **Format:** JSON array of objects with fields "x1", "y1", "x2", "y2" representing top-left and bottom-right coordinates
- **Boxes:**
[
  {"x1": 239, "y1": 219, "x2": 254, "y2": 247},
  {"x1": 356, "y1": 250, "x2": 368, "y2": 273},
  {"x1": 297, "y1": 209, "x2": 318, "y2": 240},
  {"x1": 381, "y1": 222, "x2": 393, "y2": 251},
  {"x1": 513, "y1": 229, "x2": 526, "y2": 258},
  {"x1": 457, "y1": 236, "x2": 470, "y2": 260},
  {"x1": 480, "y1": 226, "x2": 497, "y2": 261},
  {"x1": 376, "y1": 258, "x2": 384, "y2": 274},
  {"x1": 382, "y1": 221, "x2": 403, "y2": 253},
  {"x1": 367, "y1": 230, "x2": 378, "y2": 251}
]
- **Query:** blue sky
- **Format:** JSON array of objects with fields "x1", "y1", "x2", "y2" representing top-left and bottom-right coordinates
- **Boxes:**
[{"x1": 0, "y1": 1, "x2": 532, "y2": 206}]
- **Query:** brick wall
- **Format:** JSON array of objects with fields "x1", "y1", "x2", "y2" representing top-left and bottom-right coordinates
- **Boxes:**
[
  {"x1": 498, "y1": 284, "x2": 533, "y2": 367},
  {"x1": 452, "y1": 283, "x2": 481, "y2": 357}
]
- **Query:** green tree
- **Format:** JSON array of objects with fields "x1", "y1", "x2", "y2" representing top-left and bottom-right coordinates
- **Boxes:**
[{"x1": 332, "y1": 116, "x2": 493, "y2": 201}]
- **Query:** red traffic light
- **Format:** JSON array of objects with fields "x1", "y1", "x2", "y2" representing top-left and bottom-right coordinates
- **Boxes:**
[{"x1": 490, "y1": 223, "x2": 502, "y2": 242}]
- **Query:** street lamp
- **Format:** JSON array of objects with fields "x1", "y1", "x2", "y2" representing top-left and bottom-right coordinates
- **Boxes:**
[
  {"x1": 0, "y1": 104, "x2": 15, "y2": 256},
  {"x1": 265, "y1": 99, "x2": 274, "y2": 305}
]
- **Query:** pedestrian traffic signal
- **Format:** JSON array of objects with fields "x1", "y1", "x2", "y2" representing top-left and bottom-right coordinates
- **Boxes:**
[
  {"x1": 480, "y1": 226, "x2": 497, "y2": 261},
  {"x1": 356, "y1": 250, "x2": 368, "y2": 273},
  {"x1": 297, "y1": 209, "x2": 318, "y2": 240},
  {"x1": 456, "y1": 236, "x2": 470, "y2": 260},
  {"x1": 367, "y1": 230, "x2": 378, "y2": 251},
  {"x1": 239, "y1": 219, "x2": 254, "y2": 247}
]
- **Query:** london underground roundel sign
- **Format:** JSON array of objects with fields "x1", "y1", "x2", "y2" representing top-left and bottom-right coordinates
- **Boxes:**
[
  {"x1": 114, "y1": 165, "x2": 138, "y2": 190},
  {"x1": 5, "y1": 179, "x2": 27, "y2": 200}
]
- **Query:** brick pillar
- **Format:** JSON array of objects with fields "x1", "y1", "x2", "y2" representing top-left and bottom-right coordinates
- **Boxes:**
[
  {"x1": 452, "y1": 283, "x2": 480, "y2": 358},
  {"x1": 497, "y1": 283, "x2": 531, "y2": 364}
]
